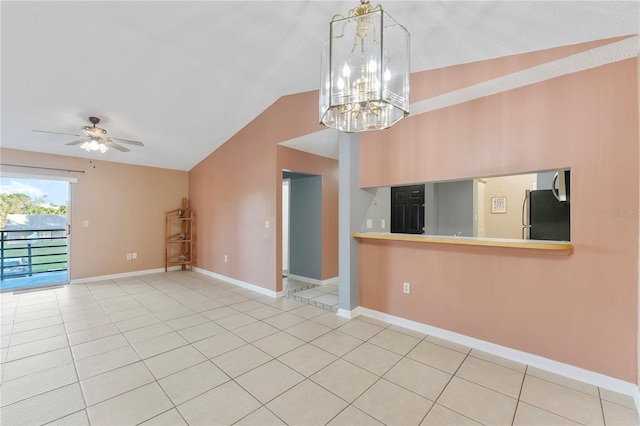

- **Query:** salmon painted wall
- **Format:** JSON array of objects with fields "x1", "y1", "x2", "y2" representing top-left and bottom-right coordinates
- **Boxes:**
[
  {"x1": 189, "y1": 92, "x2": 325, "y2": 292},
  {"x1": 277, "y1": 145, "x2": 339, "y2": 285},
  {"x1": 410, "y1": 35, "x2": 633, "y2": 101},
  {"x1": 1, "y1": 148, "x2": 189, "y2": 279},
  {"x1": 358, "y1": 56, "x2": 639, "y2": 381}
]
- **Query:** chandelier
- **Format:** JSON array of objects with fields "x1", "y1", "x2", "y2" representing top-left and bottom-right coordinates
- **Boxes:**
[{"x1": 320, "y1": 0, "x2": 410, "y2": 132}]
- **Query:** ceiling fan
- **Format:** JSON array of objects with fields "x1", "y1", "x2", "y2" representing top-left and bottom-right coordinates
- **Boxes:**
[{"x1": 33, "y1": 116, "x2": 144, "y2": 153}]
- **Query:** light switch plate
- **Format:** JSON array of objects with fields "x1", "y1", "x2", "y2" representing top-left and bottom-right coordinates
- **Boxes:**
[
  {"x1": 265, "y1": 221, "x2": 270, "y2": 229},
  {"x1": 366, "y1": 219, "x2": 373, "y2": 229},
  {"x1": 381, "y1": 219, "x2": 386, "y2": 229}
]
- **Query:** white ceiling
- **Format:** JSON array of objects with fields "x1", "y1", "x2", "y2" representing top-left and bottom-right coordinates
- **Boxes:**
[{"x1": 1, "y1": 1, "x2": 638, "y2": 171}]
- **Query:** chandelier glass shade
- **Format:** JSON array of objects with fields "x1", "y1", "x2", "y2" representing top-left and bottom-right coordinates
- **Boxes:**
[{"x1": 320, "y1": 1, "x2": 410, "y2": 132}]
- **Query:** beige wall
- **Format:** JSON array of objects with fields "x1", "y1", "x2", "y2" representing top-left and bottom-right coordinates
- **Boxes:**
[
  {"x1": 358, "y1": 44, "x2": 639, "y2": 383},
  {"x1": 637, "y1": 53, "x2": 640, "y2": 386},
  {"x1": 0, "y1": 148, "x2": 189, "y2": 279},
  {"x1": 483, "y1": 174, "x2": 536, "y2": 239},
  {"x1": 188, "y1": 92, "x2": 333, "y2": 293}
]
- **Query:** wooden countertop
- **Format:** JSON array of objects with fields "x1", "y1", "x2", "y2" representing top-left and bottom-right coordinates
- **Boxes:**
[{"x1": 352, "y1": 232, "x2": 573, "y2": 252}]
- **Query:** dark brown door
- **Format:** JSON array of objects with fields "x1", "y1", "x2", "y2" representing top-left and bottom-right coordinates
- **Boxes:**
[{"x1": 391, "y1": 185, "x2": 425, "y2": 234}]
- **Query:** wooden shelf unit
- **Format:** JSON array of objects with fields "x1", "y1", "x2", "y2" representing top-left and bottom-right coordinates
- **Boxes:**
[{"x1": 165, "y1": 198, "x2": 196, "y2": 271}]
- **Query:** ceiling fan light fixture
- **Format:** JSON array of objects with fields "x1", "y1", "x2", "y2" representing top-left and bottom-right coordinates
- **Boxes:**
[
  {"x1": 319, "y1": 0, "x2": 410, "y2": 133},
  {"x1": 80, "y1": 138, "x2": 108, "y2": 153},
  {"x1": 82, "y1": 125, "x2": 107, "y2": 138}
]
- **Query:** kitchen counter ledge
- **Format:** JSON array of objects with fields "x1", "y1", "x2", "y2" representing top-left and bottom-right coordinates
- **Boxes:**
[{"x1": 353, "y1": 232, "x2": 573, "y2": 252}]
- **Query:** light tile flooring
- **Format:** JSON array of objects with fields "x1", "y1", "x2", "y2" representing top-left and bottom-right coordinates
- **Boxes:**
[
  {"x1": 283, "y1": 278, "x2": 339, "y2": 311},
  {"x1": 1, "y1": 271, "x2": 638, "y2": 426}
]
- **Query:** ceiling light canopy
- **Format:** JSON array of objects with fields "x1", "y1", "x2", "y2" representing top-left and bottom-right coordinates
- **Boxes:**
[{"x1": 320, "y1": 0, "x2": 410, "y2": 133}]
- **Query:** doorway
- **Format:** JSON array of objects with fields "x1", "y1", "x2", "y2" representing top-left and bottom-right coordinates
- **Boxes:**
[
  {"x1": 281, "y1": 171, "x2": 337, "y2": 310},
  {"x1": 0, "y1": 176, "x2": 71, "y2": 291},
  {"x1": 474, "y1": 179, "x2": 487, "y2": 237},
  {"x1": 282, "y1": 178, "x2": 290, "y2": 277}
]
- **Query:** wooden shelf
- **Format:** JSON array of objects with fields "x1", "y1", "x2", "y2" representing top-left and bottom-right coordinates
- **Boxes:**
[
  {"x1": 165, "y1": 198, "x2": 195, "y2": 271},
  {"x1": 353, "y1": 232, "x2": 573, "y2": 252}
]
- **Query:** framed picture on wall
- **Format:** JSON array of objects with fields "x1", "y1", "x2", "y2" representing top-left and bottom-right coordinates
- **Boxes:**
[{"x1": 491, "y1": 196, "x2": 507, "y2": 214}]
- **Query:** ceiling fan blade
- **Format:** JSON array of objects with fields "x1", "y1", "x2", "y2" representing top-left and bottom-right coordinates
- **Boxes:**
[
  {"x1": 107, "y1": 141, "x2": 130, "y2": 152},
  {"x1": 65, "y1": 139, "x2": 86, "y2": 146},
  {"x1": 33, "y1": 130, "x2": 82, "y2": 137},
  {"x1": 110, "y1": 137, "x2": 144, "y2": 146}
]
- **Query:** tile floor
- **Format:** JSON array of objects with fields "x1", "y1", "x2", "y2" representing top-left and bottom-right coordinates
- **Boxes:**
[
  {"x1": 1, "y1": 271, "x2": 638, "y2": 425},
  {"x1": 283, "y1": 278, "x2": 338, "y2": 311}
]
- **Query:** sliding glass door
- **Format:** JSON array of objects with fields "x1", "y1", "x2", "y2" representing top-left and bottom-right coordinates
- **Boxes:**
[{"x1": 1, "y1": 176, "x2": 70, "y2": 291}]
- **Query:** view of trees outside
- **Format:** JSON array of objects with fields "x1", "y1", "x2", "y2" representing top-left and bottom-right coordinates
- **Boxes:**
[
  {"x1": 1, "y1": 177, "x2": 69, "y2": 229},
  {"x1": 0, "y1": 193, "x2": 68, "y2": 229}
]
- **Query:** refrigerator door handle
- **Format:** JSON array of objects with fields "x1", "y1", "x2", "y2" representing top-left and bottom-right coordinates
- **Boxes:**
[
  {"x1": 551, "y1": 172, "x2": 560, "y2": 201},
  {"x1": 551, "y1": 172, "x2": 568, "y2": 202},
  {"x1": 522, "y1": 190, "x2": 531, "y2": 239}
]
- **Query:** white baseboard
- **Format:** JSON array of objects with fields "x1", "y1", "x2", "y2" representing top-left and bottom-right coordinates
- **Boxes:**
[
  {"x1": 194, "y1": 267, "x2": 278, "y2": 298},
  {"x1": 337, "y1": 307, "x2": 362, "y2": 319},
  {"x1": 69, "y1": 267, "x2": 177, "y2": 284},
  {"x1": 287, "y1": 274, "x2": 338, "y2": 286},
  {"x1": 321, "y1": 276, "x2": 339, "y2": 285},
  {"x1": 348, "y1": 306, "x2": 640, "y2": 409}
]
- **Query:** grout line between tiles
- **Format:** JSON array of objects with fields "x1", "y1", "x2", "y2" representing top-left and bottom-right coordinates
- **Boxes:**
[
  {"x1": 597, "y1": 386, "x2": 607, "y2": 426},
  {"x1": 509, "y1": 364, "x2": 529, "y2": 425},
  {"x1": 418, "y1": 349, "x2": 472, "y2": 425}
]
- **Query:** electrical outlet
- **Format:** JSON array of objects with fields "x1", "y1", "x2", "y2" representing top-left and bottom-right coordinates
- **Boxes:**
[
  {"x1": 381, "y1": 219, "x2": 386, "y2": 229},
  {"x1": 126, "y1": 253, "x2": 132, "y2": 260},
  {"x1": 224, "y1": 255, "x2": 228, "y2": 263},
  {"x1": 366, "y1": 219, "x2": 373, "y2": 229},
  {"x1": 403, "y1": 282, "x2": 411, "y2": 294},
  {"x1": 83, "y1": 220, "x2": 89, "y2": 227},
  {"x1": 132, "y1": 253, "x2": 137, "y2": 259}
]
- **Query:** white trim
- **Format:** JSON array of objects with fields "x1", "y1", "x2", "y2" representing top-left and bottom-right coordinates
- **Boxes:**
[
  {"x1": 1, "y1": 171, "x2": 78, "y2": 183},
  {"x1": 286, "y1": 274, "x2": 321, "y2": 285},
  {"x1": 336, "y1": 306, "x2": 362, "y2": 319},
  {"x1": 320, "y1": 276, "x2": 339, "y2": 286},
  {"x1": 69, "y1": 267, "x2": 175, "y2": 284},
  {"x1": 194, "y1": 267, "x2": 278, "y2": 298},
  {"x1": 357, "y1": 307, "x2": 640, "y2": 409},
  {"x1": 287, "y1": 274, "x2": 338, "y2": 286}
]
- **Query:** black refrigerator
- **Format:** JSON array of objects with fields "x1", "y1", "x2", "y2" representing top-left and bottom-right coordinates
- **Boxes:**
[{"x1": 522, "y1": 189, "x2": 570, "y2": 241}]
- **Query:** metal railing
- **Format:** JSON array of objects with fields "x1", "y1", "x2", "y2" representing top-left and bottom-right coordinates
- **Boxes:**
[{"x1": 0, "y1": 229, "x2": 68, "y2": 280}]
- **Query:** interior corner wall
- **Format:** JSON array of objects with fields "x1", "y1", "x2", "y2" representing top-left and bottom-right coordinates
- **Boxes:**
[
  {"x1": 637, "y1": 52, "x2": 640, "y2": 387},
  {"x1": 0, "y1": 148, "x2": 189, "y2": 280},
  {"x1": 358, "y1": 57, "x2": 639, "y2": 382},
  {"x1": 188, "y1": 90, "x2": 328, "y2": 293}
]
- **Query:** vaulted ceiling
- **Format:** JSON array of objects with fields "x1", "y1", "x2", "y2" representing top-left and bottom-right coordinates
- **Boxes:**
[{"x1": 1, "y1": 1, "x2": 637, "y2": 171}]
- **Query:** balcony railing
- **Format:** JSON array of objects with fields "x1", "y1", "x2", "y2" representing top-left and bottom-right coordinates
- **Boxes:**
[{"x1": 0, "y1": 229, "x2": 68, "y2": 280}]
